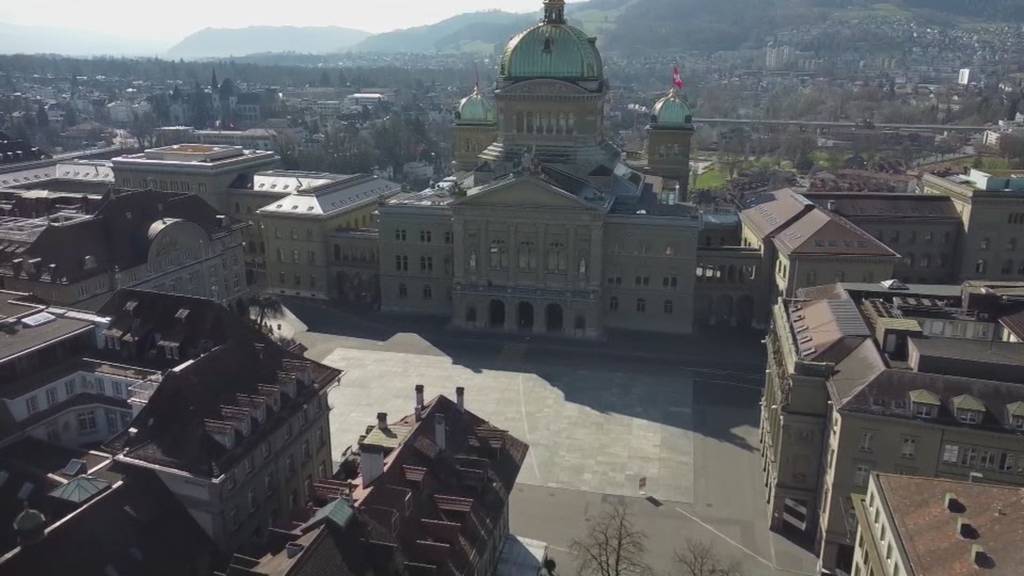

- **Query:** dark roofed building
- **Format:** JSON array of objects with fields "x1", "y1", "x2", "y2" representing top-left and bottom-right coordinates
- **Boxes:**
[
  {"x1": 102, "y1": 299, "x2": 340, "y2": 553},
  {"x1": 0, "y1": 465, "x2": 216, "y2": 576},
  {"x1": 852, "y1": 473, "x2": 1024, "y2": 576},
  {"x1": 232, "y1": 387, "x2": 528, "y2": 576},
  {"x1": 0, "y1": 188, "x2": 250, "y2": 309},
  {"x1": 760, "y1": 280, "x2": 1024, "y2": 571}
]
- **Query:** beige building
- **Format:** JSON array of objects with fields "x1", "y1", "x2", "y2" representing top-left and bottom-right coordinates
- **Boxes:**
[
  {"x1": 852, "y1": 473, "x2": 1024, "y2": 576},
  {"x1": 760, "y1": 281, "x2": 1024, "y2": 572},
  {"x1": 0, "y1": 189, "x2": 249, "y2": 310},
  {"x1": 111, "y1": 144, "x2": 279, "y2": 214},
  {"x1": 921, "y1": 169, "x2": 1024, "y2": 281},
  {"x1": 802, "y1": 193, "x2": 962, "y2": 284},
  {"x1": 258, "y1": 173, "x2": 400, "y2": 300}
]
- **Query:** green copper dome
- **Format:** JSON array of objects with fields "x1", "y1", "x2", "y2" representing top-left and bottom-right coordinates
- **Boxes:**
[
  {"x1": 651, "y1": 88, "x2": 693, "y2": 128},
  {"x1": 456, "y1": 87, "x2": 496, "y2": 124},
  {"x1": 500, "y1": 2, "x2": 602, "y2": 82}
]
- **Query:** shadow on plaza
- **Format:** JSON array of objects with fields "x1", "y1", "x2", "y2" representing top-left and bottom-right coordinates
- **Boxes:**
[{"x1": 285, "y1": 298, "x2": 764, "y2": 452}]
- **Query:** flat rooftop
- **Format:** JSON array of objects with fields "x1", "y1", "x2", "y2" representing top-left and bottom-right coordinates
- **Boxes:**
[
  {"x1": 0, "y1": 308, "x2": 95, "y2": 364},
  {"x1": 113, "y1": 144, "x2": 277, "y2": 167}
]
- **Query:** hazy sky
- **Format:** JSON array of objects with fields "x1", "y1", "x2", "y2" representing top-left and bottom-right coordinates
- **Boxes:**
[{"x1": 0, "y1": 0, "x2": 552, "y2": 44}]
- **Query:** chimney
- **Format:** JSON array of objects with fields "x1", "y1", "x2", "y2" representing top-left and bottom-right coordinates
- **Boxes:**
[
  {"x1": 285, "y1": 541, "x2": 304, "y2": 559},
  {"x1": 376, "y1": 412, "x2": 388, "y2": 430},
  {"x1": 456, "y1": 387, "x2": 465, "y2": 411},
  {"x1": 415, "y1": 384, "x2": 424, "y2": 410},
  {"x1": 434, "y1": 413, "x2": 446, "y2": 451},
  {"x1": 360, "y1": 448, "x2": 384, "y2": 487}
]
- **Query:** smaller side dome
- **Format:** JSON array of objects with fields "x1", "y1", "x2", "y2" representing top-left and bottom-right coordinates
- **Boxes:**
[
  {"x1": 651, "y1": 87, "x2": 693, "y2": 128},
  {"x1": 456, "y1": 86, "x2": 496, "y2": 125},
  {"x1": 14, "y1": 507, "x2": 46, "y2": 545}
]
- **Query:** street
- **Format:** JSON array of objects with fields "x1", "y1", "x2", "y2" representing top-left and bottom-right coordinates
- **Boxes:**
[{"x1": 281, "y1": 301, "x2": 817, "y2": 576}]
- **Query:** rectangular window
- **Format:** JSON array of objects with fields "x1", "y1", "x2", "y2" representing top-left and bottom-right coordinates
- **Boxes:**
[
  {"x1": 25, "y1": 395, "x2": 39, "y2": 415},
  {"x1": 65, "y1": 380, "x2": 76, "y2": 396},
  {"x1": 77, "y1": 410, "x2": 97, "y2": 433},
  {"x1": 859, "y1": 431, "x2": 873, "y2": 452},
  {"x1": 901, "y1": 437, "x2": 916, "y2": 459},
  {"x1": 420, "y1": 230, "x2": 432, "y2": 243},
  {"x1": 105, "y1": 409, "x2": 119, "y2": 433},
  {"x1": 45, "y1": 388, "x2": 58, "y2": 407},
  {"x1": 854, "y1": 464, "x2": 870, "y2": 487}
]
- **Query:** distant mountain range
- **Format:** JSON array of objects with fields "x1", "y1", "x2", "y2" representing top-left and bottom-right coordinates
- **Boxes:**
[
  {"x1": 166, "y1": 26, "x2": 372, "y2": 59},
  {"x1": 350, "y1": 10, "x2": 536, "y2": 55},
  {"x1": 4, "y1": 0, "x2": 1024, "y2": 59}
]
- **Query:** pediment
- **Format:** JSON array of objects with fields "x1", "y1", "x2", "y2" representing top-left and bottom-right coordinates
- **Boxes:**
[{"x1": 457, "y1": 176, "x2": 597, "y2": 211}]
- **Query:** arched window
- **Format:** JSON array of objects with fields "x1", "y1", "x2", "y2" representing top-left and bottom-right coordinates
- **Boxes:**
[
  {"x1": 578, "y1": 256, "x2": 587, "y2": 278},
  {"x1": 468, "y1": 250, "x2": 477, "y2": 272},
  {"x1": 636, "y1": 298, "x2": 646, "y2": 313},
  {"x1": 422, "y1": 284, "x2": 432, "y2": 300}
]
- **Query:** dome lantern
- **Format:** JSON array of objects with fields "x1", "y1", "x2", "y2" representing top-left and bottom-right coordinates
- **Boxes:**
[
  {"x1": 651, "y1": 87, "x2": 694, "y2": 129},
  {"x1": 499, "y1": 0, "x2": 603, "y2": 82}
]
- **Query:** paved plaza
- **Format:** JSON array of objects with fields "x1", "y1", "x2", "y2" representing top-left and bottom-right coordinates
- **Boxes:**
[
  {"x1": 321, "y1": 342, "x2": 695, "y2": 502},
  {"x1": 284, "y1": 302, "x2": 818, "y2": 575}
]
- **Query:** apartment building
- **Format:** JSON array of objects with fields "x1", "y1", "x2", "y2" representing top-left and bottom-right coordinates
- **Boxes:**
[
  {"x1": 101, "y1": 292, "x2": 340, "y2": 553},
  {"x1": 222, "y1": 386, "x2": 529, "y2": 576},
  {"x1": 851, "y1": 473, "x2": 1023, "y2": 576},
  {"x1": 760, "y1": 280, "x2": 1024, "y2": 572}
]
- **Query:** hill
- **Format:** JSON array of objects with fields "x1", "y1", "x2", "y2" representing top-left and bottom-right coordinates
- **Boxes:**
[
  {"x1": 350, "y1": 10, "x2": 537, "y2": 54},
  {"x1": 166, "y1": 26, "x2": 371, "y2": 59}
]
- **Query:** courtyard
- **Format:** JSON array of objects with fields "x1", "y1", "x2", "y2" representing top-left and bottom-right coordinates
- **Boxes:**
[{"x1": 285, "y1": 301, "x2": 818, "y2": 575}]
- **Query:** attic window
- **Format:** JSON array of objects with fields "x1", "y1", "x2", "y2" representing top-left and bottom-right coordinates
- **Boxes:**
[
  {"x1": 174, "y1": 308, "x2": 190, "y2": 320},
  {"x1": 913, "y1": 403, "x2": 937, "y2": 418},
  {"x1": 1013, "y1": 415, "x2": 1024, "y2": 430},
  {"x1": 957, "y1": 409, "x2": 981, "y2": 424},
  {"x1": 124, "y1": 299, "x2": 138, "y2": 312}
]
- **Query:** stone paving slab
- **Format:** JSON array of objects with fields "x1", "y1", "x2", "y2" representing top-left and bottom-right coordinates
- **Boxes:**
[{"x1": 322, "y1": 345, "x2": 695, "y2": 503}]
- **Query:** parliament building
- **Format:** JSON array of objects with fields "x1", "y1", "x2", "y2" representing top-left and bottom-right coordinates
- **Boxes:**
[{"x1": 377, "y1": 0, "x2": 702, "y2": 338}]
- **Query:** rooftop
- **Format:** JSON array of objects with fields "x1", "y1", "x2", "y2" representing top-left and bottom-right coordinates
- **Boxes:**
[
  {"x1": 802, "y1": 192, "x2": 960, "y2": 220},
  {"x1": 875, "y1": 473, "x2": 1024, "y2": 576},
  {"x1": 113, "y1": 144, "x2": 277, "y2": 169},
  {"x1": 739, "y1": 188, "x2": 816, "y2": 240},
  {"x1": 257, "y1": 174, "x2": 400, "y2": 217},
  {"x1": 0, "y1": 306, "x2": 94, "y2": 365},
  {"x1": 773, "y1": 207, "x2": 898, "y2": 258}
]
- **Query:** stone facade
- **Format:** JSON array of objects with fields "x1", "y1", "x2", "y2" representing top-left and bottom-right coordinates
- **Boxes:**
[{"x1": 920, "y1": 170, "x2": 1024, "y2": 281}]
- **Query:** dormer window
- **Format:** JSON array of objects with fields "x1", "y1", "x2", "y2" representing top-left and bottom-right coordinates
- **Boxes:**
[
  {"x1": 952, "y1": 394, "x2": 985, "y2": 425},
  {"x1": 909, "y1": 389, "x2": 940, "y2": 419},
  {"x1": 1014, "y1": 415, "x2": 1024, "y2": 430}
]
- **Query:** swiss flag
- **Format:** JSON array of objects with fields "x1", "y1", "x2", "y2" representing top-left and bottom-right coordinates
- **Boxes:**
[{"x1": 672, "y1": 65, "x2": 685, "y2": 90}]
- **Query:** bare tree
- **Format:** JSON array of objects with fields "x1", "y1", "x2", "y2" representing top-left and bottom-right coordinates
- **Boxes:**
[
  {"x1": 674, "y1": 539, "x2": 743, "y2": 576},
  {"x1": 569, "y1": 502, "x2": 652, "y2": 576}
]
